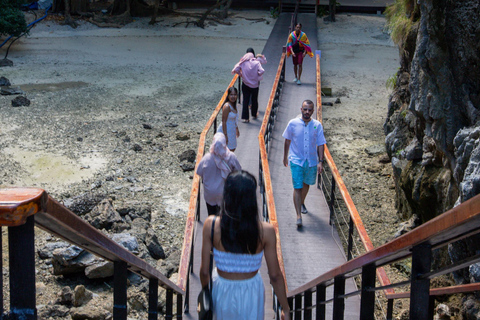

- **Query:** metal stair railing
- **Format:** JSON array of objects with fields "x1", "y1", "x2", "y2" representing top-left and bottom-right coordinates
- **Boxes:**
[
  {"x1": 286, "y1": 193, "x2": 480, "y2": 319},
  {"x1": 0, "y1": 187, "x2": 184, "y2": 320},
  {"x1": 315, "y1": 49, "x2": 394, "y2": 319}
]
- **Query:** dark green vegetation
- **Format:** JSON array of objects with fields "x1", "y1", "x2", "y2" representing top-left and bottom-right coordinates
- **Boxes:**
[{"x1": 0, "y1": 0, "x2": 28, "y2": 37}]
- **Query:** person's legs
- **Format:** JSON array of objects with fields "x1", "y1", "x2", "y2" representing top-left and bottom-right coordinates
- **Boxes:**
[
  {"x1": 241, "y1": 83, "x2": 252, "y2": 121},
  {"x1": 290, "y1": 162, "x2": 305, "y2": 225},
  {"x1": 293, "y1": 64, "x2": 298, "y2": 80},
  {"x1": 301, "y1": 183, "x2": 310, "y2": 204},
  {"x1": 251, "y1": 87, "x2": 259, "y2": 118},
  {"x1": 301, "y1": 163, "x2": 317, "y2": 213},
  {"x1": 293, "y1": 188, "x2": 302, "y2": 220},
  {"x1": 296, "y1": 53, "x2": 304, "y2": 84}
]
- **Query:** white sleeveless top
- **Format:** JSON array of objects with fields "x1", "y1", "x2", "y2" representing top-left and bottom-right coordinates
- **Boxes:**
[{"x1": 213, "y1": 248, "x2": 263, "y2": 273}]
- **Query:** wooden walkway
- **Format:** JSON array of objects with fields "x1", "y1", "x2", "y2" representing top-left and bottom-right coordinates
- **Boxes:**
[{"x1": 185, "y1": 12, "x2": 360, "y2": 319}]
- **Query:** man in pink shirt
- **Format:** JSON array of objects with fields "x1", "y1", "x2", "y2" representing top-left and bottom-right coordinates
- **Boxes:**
[{"x1": 232, "y1": 51, "x2": 265, "y2": 123}]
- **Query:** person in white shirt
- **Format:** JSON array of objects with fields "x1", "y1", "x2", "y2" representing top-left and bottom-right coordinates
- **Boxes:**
[{"x1": 282, "y1": 100, "x2": 326, "y2": 227}]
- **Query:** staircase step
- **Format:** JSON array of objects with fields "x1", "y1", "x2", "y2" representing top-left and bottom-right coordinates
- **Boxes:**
[{"x1": 281, "y1": 4, "x2": 316, "y2": 13}]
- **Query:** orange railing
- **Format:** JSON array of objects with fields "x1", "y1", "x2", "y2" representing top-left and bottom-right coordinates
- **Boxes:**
[
  {"x1": 0, "y1": 188, "x2": 183, "y2": 319},
  {"x1": 258, "y1": 49, "x2": 288, "y2": 318}
]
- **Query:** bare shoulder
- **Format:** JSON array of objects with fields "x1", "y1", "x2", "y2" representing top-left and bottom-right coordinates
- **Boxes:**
[{"x1": 261, "y1": 222, "x2": 276, "y2": 239}]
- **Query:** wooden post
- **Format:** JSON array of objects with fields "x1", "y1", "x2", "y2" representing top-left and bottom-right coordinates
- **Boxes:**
[{"x1": 329, "y1": 0, "x2": 336, "y2": 22}]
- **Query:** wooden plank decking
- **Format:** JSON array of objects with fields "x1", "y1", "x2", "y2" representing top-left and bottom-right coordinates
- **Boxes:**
[{"x1": 185, "y1": 12, "x2": 360, "y2": 319}]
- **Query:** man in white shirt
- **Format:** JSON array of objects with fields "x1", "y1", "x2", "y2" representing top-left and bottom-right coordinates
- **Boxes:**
[{"x1": 282, "y1": 100, "x2": 326, "y2": 227}]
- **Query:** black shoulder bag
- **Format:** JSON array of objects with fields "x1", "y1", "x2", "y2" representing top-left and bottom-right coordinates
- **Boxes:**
[{"x1": 197, "y1": 216, "x2": 216, "y2": 320}]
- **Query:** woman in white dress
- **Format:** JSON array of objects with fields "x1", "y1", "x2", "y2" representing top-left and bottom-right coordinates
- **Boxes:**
[
  {"x1": 218, "y1": 87, "x2": 239, "y2": 151},
  {"x1": 200, "y1": 171, "x2": 291, "y2": 320}
]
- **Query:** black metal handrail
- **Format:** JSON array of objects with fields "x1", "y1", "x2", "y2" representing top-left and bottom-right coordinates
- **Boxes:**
[
  {"x1": 0, "y1": 187, "x2": 183, "y2": 320},
  {"x1": 285, "y1": 193, "x2": 480, "y2": 319}
]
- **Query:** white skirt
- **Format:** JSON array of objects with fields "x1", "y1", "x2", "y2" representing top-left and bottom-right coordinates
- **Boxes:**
[{"x1": 212, "y1": 268, "x2": 265, "y2": 320}]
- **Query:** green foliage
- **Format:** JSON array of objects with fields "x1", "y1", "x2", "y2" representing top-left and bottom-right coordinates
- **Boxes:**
[
  {"x1": 386, "y1": 74, "x2": 397, "y2": 90},
  {"x1": 317, "y1": 6, "x2": 327, "y2": 17},
  {"x1": 270, "y1": 6, "x2": 279, "y2": 19},
  {"x1": 384, "y1": 0, "x2": 418, "y2": 46},
  {"x1": 0, "y1": 0, "x2": 28, "y2": 37}
]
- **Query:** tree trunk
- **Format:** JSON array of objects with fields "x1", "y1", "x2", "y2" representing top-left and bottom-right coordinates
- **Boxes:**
[
  {"x1": 197, "y1": 0, "x2": 228, "y2": 28},
  {"x1": 53, "y1": 0, "x2": 88, "y2": 14},
  {"x1": 329, "y1": 0, "x2": 336, "y2": 22}
]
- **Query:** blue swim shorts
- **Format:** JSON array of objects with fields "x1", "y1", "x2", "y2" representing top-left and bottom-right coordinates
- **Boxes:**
[{"x1": 290, "y1": 161, "x2": 317, "y2": 189}]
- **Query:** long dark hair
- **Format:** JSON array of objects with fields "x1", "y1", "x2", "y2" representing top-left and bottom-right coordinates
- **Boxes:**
[
  {"x1": 224, "y1": 86, "x2": 238, "y2": 111},
  {"x1": 221, "y1": 170, "x2": 261, "y2": 254}
]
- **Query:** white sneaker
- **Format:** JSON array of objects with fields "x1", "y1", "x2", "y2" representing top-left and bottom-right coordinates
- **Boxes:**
[
  {"x1": 293, "y1": 78, "x2": 298, "y2": 82},
  {"x1": 297, "y1": 80, "x2": 301, "y2": 85}
]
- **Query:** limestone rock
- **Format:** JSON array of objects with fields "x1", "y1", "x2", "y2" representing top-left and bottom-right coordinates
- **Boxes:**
[
  {"x1": 176, "y1": 132, "x2": 190, "y2": 141},
  {"x1": 57, "y1": 286, "x2": 74, "y2": 306},
  {"x1": 85, "y1": 260, "x2": 114, "y2": 279},
  {"x1": 84, "y1": 199, "x2": 123, "y2": 230},
  {"x1": 110, "y1": 233, "x2": 140, "y2": 254},
  {"x1": 38, "y1": 241, "x2": 69, "y2": 259},
  {"x1": 178, "y1": 149, "x2": 196, "y2": 163},
  {"x1": 0, "y1": 76, "x2": 11, "y2": 86},
  {"x1": 62, "y1": 192, "x2": 105, "y2": 216},
  {"x1": 71, "y1": 304, "x2": 109, "y2": 320},
  {"x1": 11, "y1": 96, "x2": 30, "y2": 107},
  {"x1": 145, "y1": 229, "x2": 166, "y2": 260},
  {"x1": 74, "y1": 285, "x2": 94, "y2": 307}
]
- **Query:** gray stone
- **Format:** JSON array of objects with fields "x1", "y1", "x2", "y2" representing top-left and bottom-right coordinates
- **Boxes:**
[
  {"x1": 84, "y1": 199, "x2": 123, "y2": 230},
  {"x1": 0, "y1": 76, "x2": 11, "y2": 86},
  {"x1": 132, "y1": 144, "x2": 142, "y2": 152},
  {"x1": 62, "y1": 193, "x2": 105, "y2": 216},
  {"x1": 85, "y1": 260, "x2": 114, "y2": 279},
  {"x1": 393, "y1": 215, "x2": 418, "y2": 238},
  {"x1": 37, "y1": 241, "x2": 69, "y2": 259},
  {"x1": 71, "y1": 305, "x2": 108, "y2": 320},
  {"x1": 110, "y1": 233, "x2": 139, "y2": 254},
  {"x1": 38, "y1": 304, "x2": 70, "y2": 318},
  {"x1": 178, "y1": 149, "x2": 196, "y2": 163},
  {"x1": 130, "y1": 218, "x2": 148, "y2": 242},
  {"x1": 469, "y1": 262, "x2": 480, "y2": 283},
  {"x1": 176, "y1": 133, "x2": 190, "y2": 141},
  {"x1": 404, "y1": 137, "x2": 423, "y2": 161},
  {"x1": 74, "y1": 285, "x2": 94, "y2": 307},
  {"x1": 128, "y1": 292, "x2": 147, "y2": 311},
  {"x1": 57, "y1": 286, "x2": 74, "y2": 306},
  {"x1": 11, "y1": 96, "x2": 30, "y2": 107},
  {"x1": 364, "y1": 144, "x2": 385, "y2": 156},
  {"x1": 1, "y1": 86, "x2": 23, "y2": 95},
  {"x1": 0, "y1": 59, "x2": 13, "y2": 67},
  {"x1": 180, "y1": 162, "x2": 195, "y2": 172},
  {"x1": 51, "y1": 246, "x2": 101, "y2": 275},
  {"x1": 145, "y1": 229, "x2": 166, "y2": 260}
]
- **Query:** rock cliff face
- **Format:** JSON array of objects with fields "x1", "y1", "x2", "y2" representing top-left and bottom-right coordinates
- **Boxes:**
[
  {"x1": 385, "y1": 0, "x2": 480, "y2": 219},
  {"x1": 384, "y1": 0, "x2": 480, "y2": 287}
]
